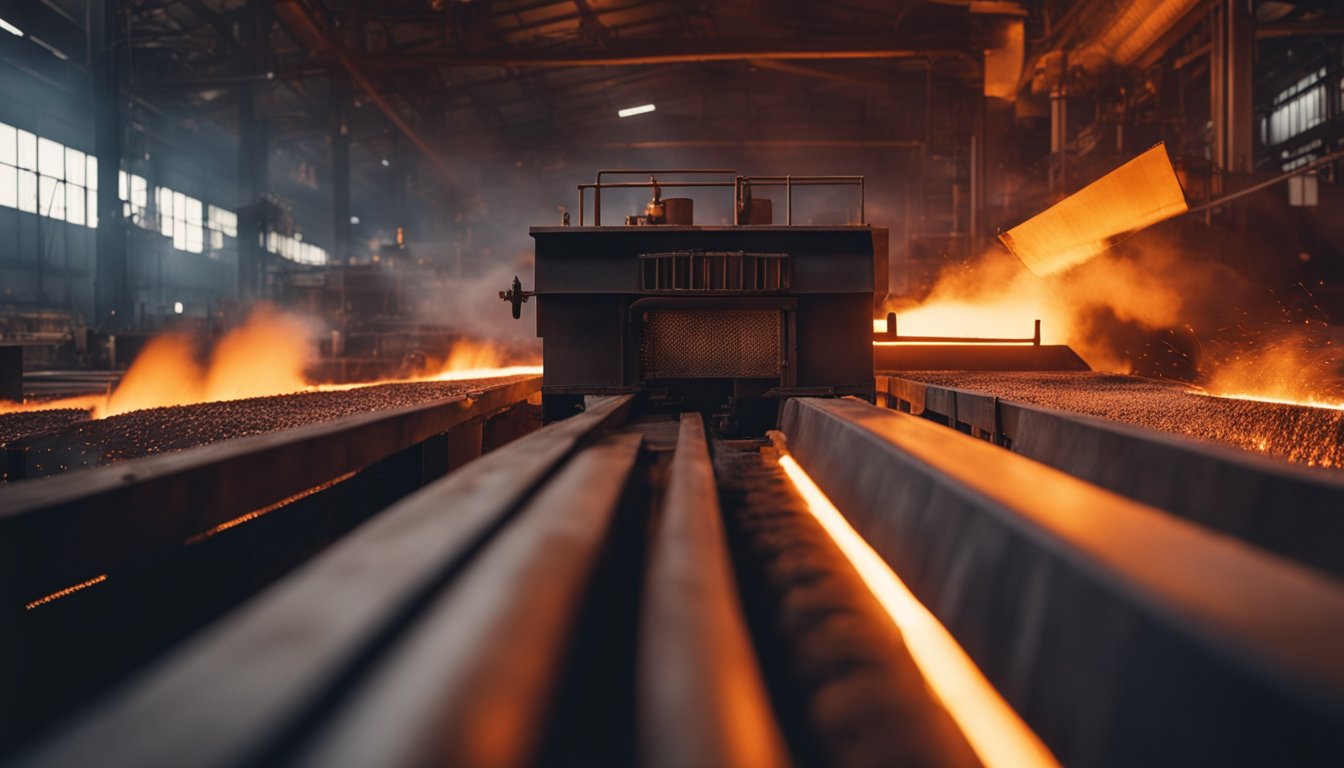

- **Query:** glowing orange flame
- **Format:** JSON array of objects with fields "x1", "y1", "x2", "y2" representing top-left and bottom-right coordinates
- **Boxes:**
[
  {"x1": 97, "y1": 306, "x2": 313, "y2": 418},
  {"x1": 877, "y1": 246, "x2": 1186, "y2": 372},
  {"x1": 0, "y1": 308, "x2": 541, "y2": 420}
]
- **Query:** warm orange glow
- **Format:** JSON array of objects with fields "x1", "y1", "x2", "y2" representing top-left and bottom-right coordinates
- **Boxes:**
[
  {"x1": 94, "y1": 305, "x2": 313, "y2": 418},
  {"x1": 878, "y1": 245, "x2": 1187, "y2": 371},
  {"x1": 1198, "y1": 337, "x2": 1344, "y2": 411},
  {"x1": 777, "y1": 454, "x2": 1060, "y2": 768},
  {"x1": 1001, "y1": 143, "x2": 1187, "y2": 276},
  {"x1": 184, "y1": 470, "x2": 359, "y2": 545},
  {"x1": 25, "y1": 574, "x2": 108, "y2": 610},
  {"x1": 0, "y1": 310, "x2": 542, "y2": 420},
  {"x1": 423, "y1": 338, "x2": 543, "y2": 382}
]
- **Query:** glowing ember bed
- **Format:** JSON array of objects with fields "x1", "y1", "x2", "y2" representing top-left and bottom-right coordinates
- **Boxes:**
[
  {"x1": 0, "y1": 375, "x2": 538, "y2": 480},
  {"x1": 886, "y1": 371, "x2": 1344, "y2": 470}
]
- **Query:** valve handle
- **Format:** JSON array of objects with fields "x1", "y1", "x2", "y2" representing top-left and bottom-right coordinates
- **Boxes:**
[{"x1": 497, "y1": 275, "x2": 534, "y2": 320}]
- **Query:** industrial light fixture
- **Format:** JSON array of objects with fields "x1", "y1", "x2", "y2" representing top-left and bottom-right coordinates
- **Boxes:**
[
  {"x1": 617, "y1": 103, "x2": 656, "y2": 118},
  {"x1": 349, "y1": 215, "x2": 360, "y2": 225},
  {"x1": 30, "y1": 36, "x2": 67, "y2": 60},
  {"x1": 173, "y1": 301, "x2": 183, "y2": 314},
  {"x1": 380, "y1": 158, "x2": 390, "y2": 167},
  {"x1": 0, "y1": 17, "x2": 23, "y2": 37}
]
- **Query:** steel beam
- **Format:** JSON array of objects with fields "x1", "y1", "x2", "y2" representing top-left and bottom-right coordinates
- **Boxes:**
[
  {"x1": 271, "y1": 0, "x2": 457, "y2": 187},
  {"x1": 782, "y1": 396, "x2": 1344, "y2": 767},
  {"x1": 354, "y1": 38, "x2": 977, "y2": 70},
  {"x1": 638, "y1": 414, "x2": 790, "y2": 768},
  {"x1": 878, "y1": 374, "x2": 1344, "y2": 579},
  {"x1": 10, "y1": 392, "x2": 629, "y2": 768},
  {"x1": 291, "y1": 431, "x2": 643, "y2": 767}
]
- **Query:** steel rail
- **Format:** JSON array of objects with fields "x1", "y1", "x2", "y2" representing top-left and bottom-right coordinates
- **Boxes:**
[
  {"x1": 637, "y1": 414, "x2": 791, "y2": 768},
  {"x1": 878, "y1": 375, "x2": 1344, "y2": 579},
  {"x1": 10, "y1": 395, "x2": 634, "y2": 768},
  {"x1": 782, "y1": 397, "x2": 1344, "y2": 767}
]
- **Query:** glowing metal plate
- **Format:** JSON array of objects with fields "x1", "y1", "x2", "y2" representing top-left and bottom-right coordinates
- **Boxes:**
[{"x1": 1001, "y1": 143, "x2": 1187, "y2": 275}]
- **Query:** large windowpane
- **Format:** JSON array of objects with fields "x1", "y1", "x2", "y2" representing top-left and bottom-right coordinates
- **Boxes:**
[
  {"x1": 65, "y1": 147, "x2": 85, "y2": 185},
  {"x1": 16, "y1": 131, "x2": 36, "y2": 171},
  {"x1": 87, "y1": 188, "x2": 97, "y2": 228},
  {"x1": 86, "y1": 155, "x2": 97, "y2": 190},
  {"x1": 0, "y1": 164, "x2": 15, "y2": 208},
  {"x1": 38, "y1": 176, "x2": 61, "y2": 219},
  {"x1": 37, "y1": 137, "x2": 64, "y2": 179},
  {"x1": 0, "y1": 123, "x2": 15, "y2": 166},
  {"x1": 18, "y1": 169, "x2": 37, "y2": 212},
  {"x1": 65, "y1": 182, "x2": 84, "y2": 225}
]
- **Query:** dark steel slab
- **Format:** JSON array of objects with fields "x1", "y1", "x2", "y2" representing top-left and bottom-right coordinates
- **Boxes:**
[
  {"x1": 880, "y1": 374, "x2": 1344, "y2": 579},
  {"x1": 782, "y1": 396, "x2": 1344, "y2": 768}
]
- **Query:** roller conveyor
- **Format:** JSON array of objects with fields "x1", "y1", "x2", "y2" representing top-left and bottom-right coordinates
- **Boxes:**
[{"x1": 5, "y1": 384, "x2": 1344, "y2": 768}]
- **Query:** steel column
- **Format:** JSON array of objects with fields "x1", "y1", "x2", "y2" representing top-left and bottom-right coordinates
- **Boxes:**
[{"x1": 92, "y1": 0, "x2": 128, "y2": 330}]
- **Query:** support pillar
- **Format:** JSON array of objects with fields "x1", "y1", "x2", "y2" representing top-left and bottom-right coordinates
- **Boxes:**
[
  {"x1": 1211, "y1": 0, "x2": 1254, "y2": 184},
  {"x1": 92, "y1": 0, "x2": 128, "y2": 330},
  {"x1": 331, "y1": 74, "x2": 352, "y2": 267},
  {"x1": 236, "y1": 4, "x2": 271, "y2": 301}
]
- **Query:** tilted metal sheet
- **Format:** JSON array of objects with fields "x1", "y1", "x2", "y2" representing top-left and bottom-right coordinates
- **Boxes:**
[{"x1": 1000, "y1": 143, "x2": 1187, "y2": 275}]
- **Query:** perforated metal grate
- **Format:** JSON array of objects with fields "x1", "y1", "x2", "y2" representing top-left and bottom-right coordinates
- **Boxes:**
[{"x1": 640, "y1": 310, "x2": 780, "y2": 379}]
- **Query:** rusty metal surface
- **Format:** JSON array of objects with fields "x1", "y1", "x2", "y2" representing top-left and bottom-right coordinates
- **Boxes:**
[
  {"x1": 10, "y1": 395, "x2": 633, "y2": 768},
  {"x1": 637, "y1": 414, "x2": 790, "y2": 768},
  {"x1": 782, "y1": 396, "x2": 1344, "y2": 768}
]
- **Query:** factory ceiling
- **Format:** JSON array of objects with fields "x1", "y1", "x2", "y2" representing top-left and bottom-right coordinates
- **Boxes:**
[{"x1": 6, "y1": 1, "x2": 1000, "y2": 186}]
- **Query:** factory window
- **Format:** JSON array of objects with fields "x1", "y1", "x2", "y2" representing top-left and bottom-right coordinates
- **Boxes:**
[
  {"x1": 0, "y1": 123, "x2": 98, "y2": 227},
  {"x1": 266, "y1": 230, "x2": 328, "y2": 265},
  {"x1": 206, "y1": 205, "x2": 237, "y2": 257},
  {"x1": 156, "y1": 186, "x2": 205, "y2": 254},
  {"x1": 1262, "y1": 67, "x2": 1330, "y2": 147},
  {"x1": 118, "y1": 171, "x2": 149, "y2": 225}
]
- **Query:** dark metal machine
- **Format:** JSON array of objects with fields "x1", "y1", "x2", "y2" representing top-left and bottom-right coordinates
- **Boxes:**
[{"x1": 508, "y1": 170, "x2": 886, "y2": 434}]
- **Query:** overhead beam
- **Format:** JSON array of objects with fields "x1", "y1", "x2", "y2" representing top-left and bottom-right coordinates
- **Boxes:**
[
  {"x1": 354, "y1": 37, "x2": 977, "y2": 70},
  {"x1": 271, "y1": 0, "x2": 457, "y2": 188}
]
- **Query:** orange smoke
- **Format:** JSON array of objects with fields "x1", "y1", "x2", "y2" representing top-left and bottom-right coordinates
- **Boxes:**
[{"x1": 881, "y1": 244, "x2": 1188, "y2": 372}]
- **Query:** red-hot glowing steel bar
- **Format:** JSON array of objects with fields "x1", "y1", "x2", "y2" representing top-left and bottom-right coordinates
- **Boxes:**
[{"x1": 776, "y1": 453, "x2": 1060, "y2": 768}]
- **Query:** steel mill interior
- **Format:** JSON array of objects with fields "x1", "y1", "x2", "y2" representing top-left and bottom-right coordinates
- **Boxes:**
[{"x1": 4, "y1": 1, "x2": 1344, "y2": 766}]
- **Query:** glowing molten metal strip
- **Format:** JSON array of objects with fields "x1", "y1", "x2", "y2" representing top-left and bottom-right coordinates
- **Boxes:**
[
  {"x1": 777, "y1": 454, "x2": 1060, "y2": 768},
  {"x1": 25, "y1": 574, "x2": 108, "y2": 611},
  {"x1": 1195, "y1": 391, "x2": 1344, "y2": 412}
]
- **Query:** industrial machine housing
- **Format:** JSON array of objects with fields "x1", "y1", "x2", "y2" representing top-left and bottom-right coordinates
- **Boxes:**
[{"x1": 522, "y1": 171, "x2": 887, "y2": 432}]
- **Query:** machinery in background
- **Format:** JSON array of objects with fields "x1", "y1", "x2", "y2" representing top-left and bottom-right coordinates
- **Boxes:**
[{"x1": 512, "y1": 170, "x2": 886, "y2": 435}]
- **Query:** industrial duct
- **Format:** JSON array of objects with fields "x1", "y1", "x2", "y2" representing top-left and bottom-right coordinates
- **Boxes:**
[{"x1": 1031, "y1": 0, "x2": 1204, "y2": 93}]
